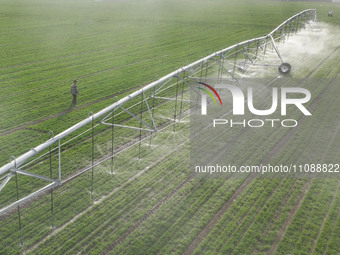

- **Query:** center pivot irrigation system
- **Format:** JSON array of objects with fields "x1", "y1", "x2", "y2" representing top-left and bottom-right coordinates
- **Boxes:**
[{"x1": 0, "y1": 9, "x2": 317, "y2": 246}]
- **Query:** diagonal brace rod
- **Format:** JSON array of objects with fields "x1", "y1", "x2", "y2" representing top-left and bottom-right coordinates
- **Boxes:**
[
  {"x1": 0, "y1": 173, "x2": 14, "y2": 192},
  {"x1": 119, "y1": 105, "x2": 155, "y2": 131},
  {"x1": 15, "y1": 169, "x2": 58, "y2": 184}
]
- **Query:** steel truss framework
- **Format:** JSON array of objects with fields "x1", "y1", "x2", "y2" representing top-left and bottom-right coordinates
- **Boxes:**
[{"x1": 0, "y1": 9, "x2": 317, "y2": 247}]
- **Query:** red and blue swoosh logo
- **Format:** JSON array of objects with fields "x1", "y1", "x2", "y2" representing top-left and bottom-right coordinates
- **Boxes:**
[{"x1": 197, "y1": 82, "x2": 222, "y2": 106}]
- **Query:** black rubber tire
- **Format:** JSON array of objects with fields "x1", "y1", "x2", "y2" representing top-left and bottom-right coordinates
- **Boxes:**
[{"x1": 278, "y1": 63, "x2": 291, "y2": 74}]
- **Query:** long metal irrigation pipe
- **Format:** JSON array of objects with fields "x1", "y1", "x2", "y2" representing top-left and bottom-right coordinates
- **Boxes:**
[{"x1": 0, "y1": 9, "x2": 316, "y2": 176}]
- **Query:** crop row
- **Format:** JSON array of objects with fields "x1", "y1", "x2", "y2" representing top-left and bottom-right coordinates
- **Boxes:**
[
  {"x1": 194, "y1": 178, "x2": 291, "y2": 254},
  {"x1": 276, "y1": 179, "x2": 338, "y2": 254},
  {"x1": 312, "y1": 181, "x2": 340, "y2": 254},
  {"x1": 110, "y1": 176, "x2": 245, "y2": 255}
]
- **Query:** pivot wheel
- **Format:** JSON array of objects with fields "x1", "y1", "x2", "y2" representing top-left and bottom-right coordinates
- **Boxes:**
[{"x1": 278, "y1": 63, "x2": 291, "y2": 74}]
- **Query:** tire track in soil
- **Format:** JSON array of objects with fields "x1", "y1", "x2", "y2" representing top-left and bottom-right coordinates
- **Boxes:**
[{"x1": 182, "y1": 43, "x2": 340, "y2": 255}]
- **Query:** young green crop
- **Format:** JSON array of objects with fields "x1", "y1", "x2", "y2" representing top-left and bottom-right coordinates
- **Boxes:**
[{"x1": 1, "y1": 1, "x2": 340, "y2": 255}]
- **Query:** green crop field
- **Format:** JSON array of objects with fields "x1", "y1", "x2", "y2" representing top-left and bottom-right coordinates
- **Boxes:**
[{"x1": 1, "y1": 0, "x2": 340, "y2": 254}]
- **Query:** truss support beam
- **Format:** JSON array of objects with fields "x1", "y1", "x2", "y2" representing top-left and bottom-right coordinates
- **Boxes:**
[
  {"x1": 101, "y1": 105, "x2": 156, "y2": 133},
  {"x1": 212, "y1": 57, "x2": 238, "y2": 81}
]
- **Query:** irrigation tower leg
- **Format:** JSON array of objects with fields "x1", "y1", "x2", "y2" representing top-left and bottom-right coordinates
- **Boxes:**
[
  {"x1": 58, "y1": 139, "x2": 61, "y2": 183},
  {"x1": 48, "y1": 131, "x2": 54, "y2": 229},
  {"x1": 217, "y1": 55, "x2": 222, "y2": 82},
  {"x1": 195, "y1": 61, "x2": 204, "y2": 112},
  {"x1": 299, "y1": 16, "x2": 302, "y2": 31},
  {"x1": 232, "y1": 49, "x2": 238, "y2": 78},
  {"x1": 14, "y1": 168, "x2": 23, "y2": 247},
  {"x1": 173, "y1": 76, "x2": 179, "y2": 133},
  {"x1": 205, "y1": 59, "x2": 209, "y2": 77},
  {"x1": 272, "y1": 31, "x2": 276, "y2": 52},
  {"x1": 243, "y1": 49, "x2": 247, "y2": 69},
  {"x1": 278, "y1": 27, "x2": 283, "y2": 44},
  {"x1": 255, "y1": 39, "x2": 260, "y2": 59},
  {"x1": 288, "y1": 21, "x2": 292, "y2": 38},
  {"x1": 149, "y1": 86, "x2": 156, "y2": 146},
  {"x1": 138, "y1": 93, "x2": 143, "y2": 161},
  {"x1": 90, "y1": 113, "x2": 94, "y2": 194},
  {"x1": 268, "y1": 34, "x2": 284, "y2": 64},
  {"x1": 179, "y1": 70, "x2": 185, "y2": 121},
  {"x1": 111, "y1": 108, "x2": 115, "y2": 176}
]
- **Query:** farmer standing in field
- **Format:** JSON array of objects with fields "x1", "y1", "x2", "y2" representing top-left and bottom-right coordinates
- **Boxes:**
[{"x1": 71, "y1": 80, "x2": 79, "y2": 106}]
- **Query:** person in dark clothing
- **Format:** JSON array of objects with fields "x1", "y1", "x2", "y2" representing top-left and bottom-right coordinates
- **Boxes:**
[{"x1": 71, "y1": 80, "x2": 79, "y2": 106}]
